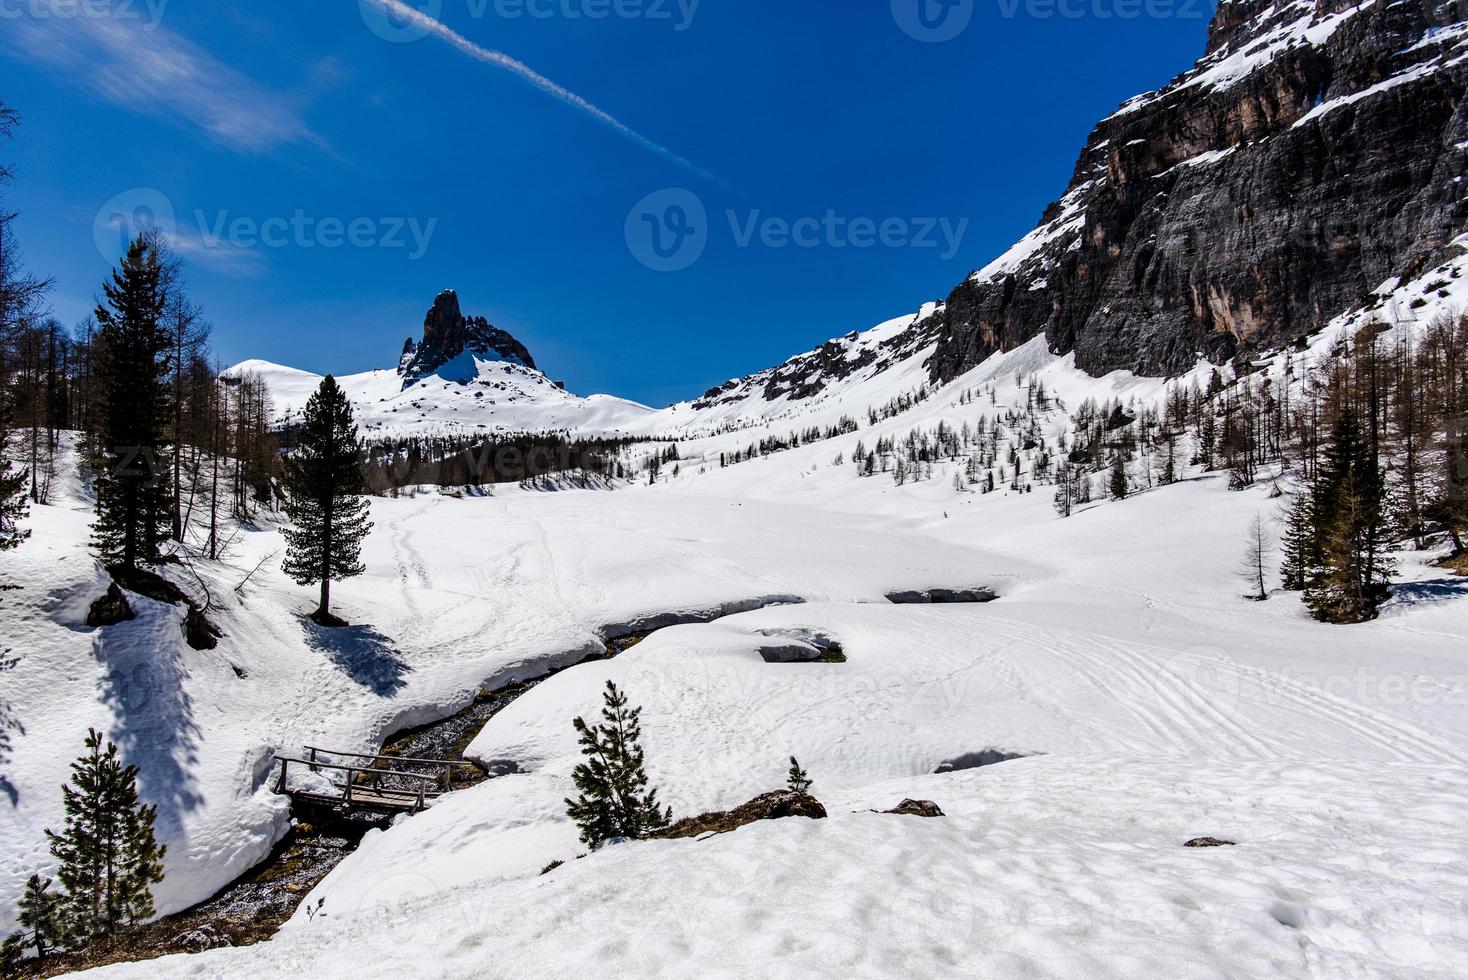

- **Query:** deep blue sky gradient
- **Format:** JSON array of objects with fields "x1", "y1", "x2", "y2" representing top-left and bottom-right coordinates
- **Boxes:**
[{"x1": 0, "y1": 0, "x2": 1211, "y2": 405}]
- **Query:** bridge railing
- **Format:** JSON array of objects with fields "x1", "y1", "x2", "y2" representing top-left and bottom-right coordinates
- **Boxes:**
[
  {"x1": 275, "y1": 755, "x2": 455, "y2": 812},
  {"x1": 301, "y1": 745, "x2": 479, "y2": 794}
]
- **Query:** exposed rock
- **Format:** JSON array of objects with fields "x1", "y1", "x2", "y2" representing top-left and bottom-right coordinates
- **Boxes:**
[
  {"x1": 935, "y1": 749, "x2": 1031, "y2": 773},
  {"x1": 883, "y1": 799, "x2": 945, "y2": 818},
  {"x1": 1184, "y1": 837, "x2": 1238, "y2": 848},
  {"x1": 86, "y1": 583, "x2": 134, "y2": 627},
  {"x1": 108, "y1": 565, "x2": 223, "y2": 650},
  {"x1": 923, "y1": 0, "x2": 1468, "y2": 382},
  {"x1": 756, "y1": 627, "x2": 846, "y2": 663},
  {"x1": 653, "y1": 790, "x2": 827, "y2": 839},
  {"x1": 398, "y1": 289, "x2": 537, "y2": 388},
  {"x1": 885, "y1": 588, "x2": 997, "y2": 605},
  {"x1": 185, "y1": 606, "x2": 223, "y2": 651},
  {"x1": 757, "y1": 642, "x2": 824, "y2": 664}
]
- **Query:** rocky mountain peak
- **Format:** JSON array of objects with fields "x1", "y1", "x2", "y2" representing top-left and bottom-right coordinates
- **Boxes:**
[
  {"x1": 921, "y1": 0, "x2": 1468, "y2": 384},
  {"x1": 397, "y1": 289, "x2": 538, "y2": 388}
]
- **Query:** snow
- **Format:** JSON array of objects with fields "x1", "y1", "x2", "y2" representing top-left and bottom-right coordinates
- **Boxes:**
[
  {"x1": 967, "y1": 181, "x2": 1097, "y2": 287},
  {"x1": 0, "y1": 244, "x2": 1459, "y2": 977},
  {"x1": 4, "y1": 110, "x2": 1467, "y2": 974},
  {"x1": 226, "y1": 357, "x2": 657, "y2": 439}
]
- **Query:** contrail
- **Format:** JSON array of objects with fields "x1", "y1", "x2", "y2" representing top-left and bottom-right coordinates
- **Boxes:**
[{"x1": 363, "y1": 0, "x2": 729, "y2": 189}]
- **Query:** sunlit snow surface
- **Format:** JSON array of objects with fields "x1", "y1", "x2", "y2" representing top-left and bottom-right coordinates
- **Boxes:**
[{"x1": 3, "y1": 256, "x2": 1466, "y2": 977}]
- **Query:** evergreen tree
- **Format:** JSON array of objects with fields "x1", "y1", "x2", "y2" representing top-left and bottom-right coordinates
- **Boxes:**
[
  {"x1": 564, "y1": 681, "x2": 671, "y2": 848},
  {"x1": 91, "y1": 236, "x2": 172, "y2": 571},
  {"x1": 45, "y1": 729, "x2": 166, "y2": 941},
  {"x1": 282, "y1": 376, "x2": 372, "y2": 624},
  {"x1": 4, "y1": 874, "x2": 67, "y2": 961},
  {"x1": 1278, "y1": 491, "x2": 1313, "y2": 591},
  {"x1": 786, "y1": 756, "x2": 813, "y2": 795},
  {"x1": 0, "y1": 386, "x2": 29, "y2": 551},
  {"x1": 1108, "y1": 453, "x2": 1129, "y2": 501},
  {"x1": 1304, "y1": 408, "x2": 1395, "y2": 623}
]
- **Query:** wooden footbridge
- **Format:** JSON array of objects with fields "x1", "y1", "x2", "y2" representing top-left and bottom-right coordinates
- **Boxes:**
[{"x1": 274, "y1": 746, "x2": 478, "y2": 816}]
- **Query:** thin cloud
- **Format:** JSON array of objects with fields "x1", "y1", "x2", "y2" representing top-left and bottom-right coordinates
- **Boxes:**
[
  {"x1": 363, "y1": 0, "x2": 730, "y2": 189},
  {"x1": 0, "y1": 2, "x2": 321, "y2": 155}
]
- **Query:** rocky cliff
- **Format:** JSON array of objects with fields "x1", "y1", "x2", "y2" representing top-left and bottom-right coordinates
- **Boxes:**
[
  {"x1": 398, "y1": 289, "x2": 537, "y2": 387},
  {"x1": 924, "y1": 0, "x2": 1468, "y2": 382}
]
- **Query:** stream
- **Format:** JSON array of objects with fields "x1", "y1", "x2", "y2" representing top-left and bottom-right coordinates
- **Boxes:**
[
  {"x1": 42, "y1": 597, "x2": 809, "y2": 972},
  {"x1": 36, "y1": 589, "x2": 988, "y2": 975}
]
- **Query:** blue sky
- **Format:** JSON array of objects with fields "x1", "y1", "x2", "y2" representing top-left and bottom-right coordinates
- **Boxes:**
[{"x1": 0, "y1": 0, "x2": 1210, "y2": 406}]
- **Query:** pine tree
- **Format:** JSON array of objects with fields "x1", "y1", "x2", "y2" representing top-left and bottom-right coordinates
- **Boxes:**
[
  {"x1": 5, "y1": 874, "x2": 67, "y2": 961},
  {"x1": 1278, "y1": 491, "x2": 1313, "y2": 591},
  {"x1": 282, "y1": 376, "x2": 372, "y2": 624},
  {"x1": 0, "y1": 385, "x2": 29, "y2": 552},
  {"x1": 786, "y1": 756, "x2": 813, "y2": 795},
  {"x1": 45, "y1": 729, "x2": 166, "y2": 941},
  {"x1": 91, "y1": 236, "x2": 172, "y2": 571},
  {"x1": 1304, "y1": 408, "x2": 1395, "y2": 623},
  {"x1": 564, "y1": 681, "x2": 671, "y2": 848},
  {"x1": 1109, "y1": 453, "x2": 1129, "y2": 501}
]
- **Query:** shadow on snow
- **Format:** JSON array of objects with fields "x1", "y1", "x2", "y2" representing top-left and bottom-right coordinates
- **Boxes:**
[
  {"x1": 94, "y1": 612, "x2": 204, "y2": 840},
  {"x1": 301, "y1": 619, "x2": 413, "y2": 697}
]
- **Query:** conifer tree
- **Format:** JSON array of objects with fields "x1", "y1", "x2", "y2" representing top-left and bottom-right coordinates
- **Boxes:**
[
  {"x1": 282, "y1": 376, "x2": 372, "y2": 624},
  {"x1": 45, "y1": 729, "x2": 166, "y2": 941},
  {"x1": 1278, "y1": 491, "x2": 1313, "y2": 591},
  {"x1": 91, "y1": 236, "x2": 172, "y2": 571},
  {"x1": 786, "y1": 756, "x2": 813, "y2": 795},
  {"x1": 0, "y1": 386, "x2": 29, "y2": 552},
  {"x1": 1109, "y1": 453, "x2": 1129, "y2": 501},
  {"x1": 4, "y1": 874, "x2": 67, "y2": 961},
  {"x1": 564, "y1": 681, "x2": 671, "y2": 848},
  {"x1": 1304, "y1": 408, "x2": 1395, "y2": 623},
  {"x1": 1240, "y1": 513, "x2": 1273, "y2": 601}
]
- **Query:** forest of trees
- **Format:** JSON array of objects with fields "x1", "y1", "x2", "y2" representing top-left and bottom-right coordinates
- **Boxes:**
[{"x1": 0, "y1": 99, "x2": 282, "y2": 575}]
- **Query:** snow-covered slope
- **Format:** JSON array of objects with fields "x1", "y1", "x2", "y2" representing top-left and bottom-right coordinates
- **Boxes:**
[
  {"x1": 228, "y1": 357, "x2": 656, "y2": 439},
  {"x1": 0, "y1": 248, "x2": 1456, "y2": 976}
]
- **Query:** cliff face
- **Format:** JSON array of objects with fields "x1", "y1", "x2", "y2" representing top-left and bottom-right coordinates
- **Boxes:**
[
  {"x1": 925, "y1": 0, "x2": 1468, "y2": 382},
  {"x1": 398, "y1": 290, "x2": 537, "y2": 387}
]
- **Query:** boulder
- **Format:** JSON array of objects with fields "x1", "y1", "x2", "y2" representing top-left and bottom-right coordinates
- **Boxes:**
[
  {"x1": 86, "y1": 583, "x2": 134, "y2": 628},
  {"x1": 883, "y1": 799, "x2": 945, "y2": 818}
]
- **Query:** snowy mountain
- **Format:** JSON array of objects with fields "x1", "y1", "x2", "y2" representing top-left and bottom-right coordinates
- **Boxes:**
[
  {"x1": 921, "y1": 0, "x2": 1468, "y2": 380},
  {"x1": 228, "y1": 291, "x2": 657, "y2": 438}
]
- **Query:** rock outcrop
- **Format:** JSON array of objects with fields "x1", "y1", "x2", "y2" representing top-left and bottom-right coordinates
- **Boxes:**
[
  {"x1": 397, "y1": 290, "x2": 537, "y2": 388},
  {"x1": 923, "y1": 0, "x2": 1468, "y2": 381},
  {"x1": 653, "y1": 790, "x2": 828, "y2": 839}
]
